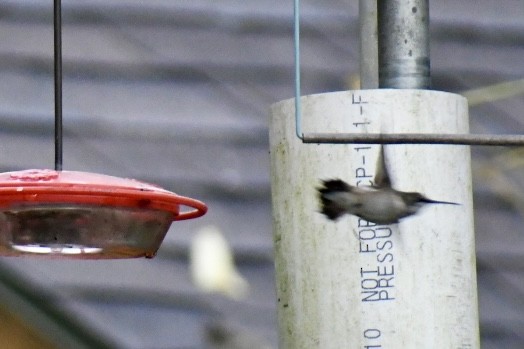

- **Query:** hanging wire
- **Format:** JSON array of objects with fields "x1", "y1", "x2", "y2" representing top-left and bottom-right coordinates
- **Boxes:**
[
  {"x1": 54, "y1": 0, "x2": 63, "y2": 171},
  {"x1": 294, "y1": 0, "x2": 303, "y2": 139}
]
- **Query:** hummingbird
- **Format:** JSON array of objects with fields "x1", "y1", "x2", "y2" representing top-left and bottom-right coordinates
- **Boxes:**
[{"x1": 317, "y1": 147, "x2": 459, "y2": 224}]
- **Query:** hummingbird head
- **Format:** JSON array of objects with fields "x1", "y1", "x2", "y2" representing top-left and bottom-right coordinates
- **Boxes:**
[{"x1": 401, "y1": 192, "x2": 459, "y2": 214}]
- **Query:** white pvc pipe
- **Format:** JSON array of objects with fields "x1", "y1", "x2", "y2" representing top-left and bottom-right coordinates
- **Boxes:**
[{"x1": 269, "y1": 89, "x2": 479, "y2": 348}]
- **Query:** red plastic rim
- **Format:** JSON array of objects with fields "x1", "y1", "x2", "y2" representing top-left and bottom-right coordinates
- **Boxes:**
[{"x1": 0, "y1": 169, "x2": 207, "y2": 221}]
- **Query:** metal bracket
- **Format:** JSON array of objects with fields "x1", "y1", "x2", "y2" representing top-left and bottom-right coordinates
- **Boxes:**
[{"x1": 293, "y1": 0, "x2": 524, "y2": 146}]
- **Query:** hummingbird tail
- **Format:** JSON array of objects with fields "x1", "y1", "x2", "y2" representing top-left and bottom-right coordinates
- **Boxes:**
[{"x1": 318, "y1": 179, "x2": 351, "y2": 220}]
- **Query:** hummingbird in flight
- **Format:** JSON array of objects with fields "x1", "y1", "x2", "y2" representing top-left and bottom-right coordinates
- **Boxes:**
[{"x1": 317, "y1": 148, "x2": 459, "y2": 224}]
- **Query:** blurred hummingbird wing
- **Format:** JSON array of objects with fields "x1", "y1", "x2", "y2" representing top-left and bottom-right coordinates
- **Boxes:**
[{"x1": 373, "y1": 146, "x2": 391, "y2": 188}]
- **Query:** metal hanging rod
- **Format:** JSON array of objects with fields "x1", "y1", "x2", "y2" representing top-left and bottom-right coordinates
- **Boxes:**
[
  {"x1": 292, "y1": 0, "x2": 524, "y2": 147},
  {"x1": 293, "y1": 0, "x2": 302, "y2": 139},
  {"x1": 54, "y1": 0, "x2": 63, "y2": 171},
  {"x1": 302, "y1": 133, "x2": 524, "y2": 146}
]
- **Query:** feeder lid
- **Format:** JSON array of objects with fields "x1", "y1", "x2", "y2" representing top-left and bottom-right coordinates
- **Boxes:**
[{"x1": 0, "y1": 169, "x2": 207, "y2": 259}]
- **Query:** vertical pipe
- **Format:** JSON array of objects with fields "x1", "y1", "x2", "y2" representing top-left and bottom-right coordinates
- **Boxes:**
[
  {"x1": 378, "y1": 0, "x2": 430, "y2": 89},
  {"x1": 270, "y1": 90, "x2": 480, "y2": 348},
  {"x1": 359, "y1": 0, "x2": 378, "y2": 89},
  {"x1": 54, "y1": 0, "x2": 63, "y2": 171},
  {"x1": 274, "y1": 1, "x2": 479, "y2": 347}
]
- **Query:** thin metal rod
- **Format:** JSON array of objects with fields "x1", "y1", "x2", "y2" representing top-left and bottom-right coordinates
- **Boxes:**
[
  {"x1": 294, "y1": 0, "x2": 303, "y2": 139},
  {"x1": 359, "y1": 0, "x2": 378, "y2": 89},
  {"x1": 378, "y1": 0, "x2": 430, "y2": 89},
  {"x1": 54, "y1": 0, "x2": 63, "y2": 171},
  {"x1": 302, "y1": 133, "x2": 524, "y2": 146}
]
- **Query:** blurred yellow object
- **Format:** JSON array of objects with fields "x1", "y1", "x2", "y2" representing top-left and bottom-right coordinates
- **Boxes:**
[
  {"x1": 462, "y1": 78, "x2": 524, "y2": 107},
  {"x1": 190, "y1": 225, "x2": 249, "y2": 300}
]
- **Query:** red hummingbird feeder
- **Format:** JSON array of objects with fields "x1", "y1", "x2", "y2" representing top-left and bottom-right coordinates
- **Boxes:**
[
  {"x1": 0, "y1": 170, "x2": 206, "y2": 258},
  {"x1": 0, "y1": 1, "x2": 207, "y2": 258}
]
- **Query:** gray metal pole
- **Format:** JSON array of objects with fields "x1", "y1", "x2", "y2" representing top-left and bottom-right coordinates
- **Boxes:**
[
  {"x1": 378, "y1": 0, "x2": 430, "y2": 89},
  {"x1": 359, "y1": 0, "x2": 378, "y2": 89}
]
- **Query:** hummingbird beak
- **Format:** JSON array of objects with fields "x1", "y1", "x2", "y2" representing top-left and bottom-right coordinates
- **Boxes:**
[{"x1": 420, "y1": 198, "x2": 459, "y2": 205}]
